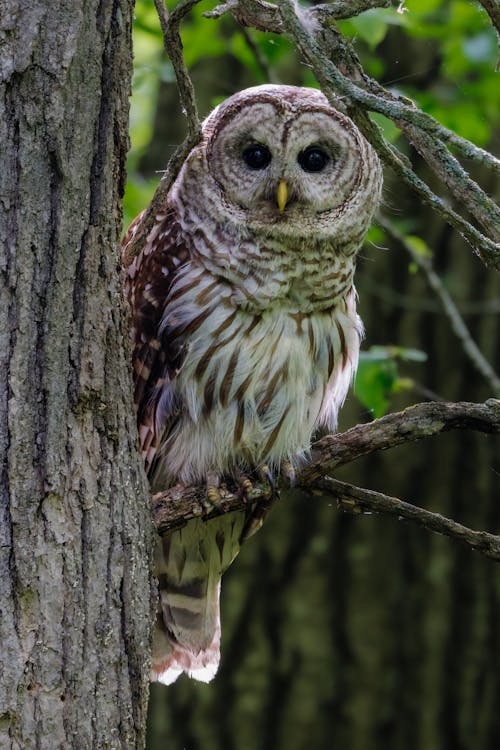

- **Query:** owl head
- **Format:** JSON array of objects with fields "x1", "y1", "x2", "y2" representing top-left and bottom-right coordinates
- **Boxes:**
[{"x1": 174, "y1": 85, "x2": 382, "y2": 247}]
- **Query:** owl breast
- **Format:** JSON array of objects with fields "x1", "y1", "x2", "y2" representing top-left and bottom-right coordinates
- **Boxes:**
[{"x1": 148, "y1": 253, "x2": 362, "y2": 490}]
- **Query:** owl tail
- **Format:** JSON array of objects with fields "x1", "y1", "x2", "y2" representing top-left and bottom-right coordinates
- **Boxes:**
[{"x1": 151, "y1": 512, "x2": 246, "y2": 685}]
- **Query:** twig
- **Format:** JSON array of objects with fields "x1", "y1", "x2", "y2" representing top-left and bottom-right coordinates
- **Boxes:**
[
  {"x1": 397, "y1": 122, "x2": 500, "y2": 241},
  {"x1": 123, "y1": 0, "x2": 204, "y2": 268},
  {"x1": 477, "y1": 0, "x2": 500, "y2": 32},
  {"x1": 379, "y1": 217, "x2": 500, "y2": 396},
  {"x1": 318, "y1": 477, "x2": 500, "y2": 561}
]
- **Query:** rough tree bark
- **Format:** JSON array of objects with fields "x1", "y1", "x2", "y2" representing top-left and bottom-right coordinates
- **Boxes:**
[{"x1": 0, "y1": 2, "x2": 152, "y2": 748}]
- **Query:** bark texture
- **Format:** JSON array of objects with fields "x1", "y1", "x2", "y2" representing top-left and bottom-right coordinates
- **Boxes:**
[{"x1": 0, "y1": 2, "x2": 152, "y2": 748}]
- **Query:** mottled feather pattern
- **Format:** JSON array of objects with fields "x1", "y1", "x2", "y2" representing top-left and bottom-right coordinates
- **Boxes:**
[{"x1": 122, "y1": 85, "x2": 382, "y2": 684}]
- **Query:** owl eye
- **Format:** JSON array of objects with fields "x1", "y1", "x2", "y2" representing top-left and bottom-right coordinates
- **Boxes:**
[
  {"x1": 242, "y1": 144, "x2": 272, "y2": 170},
  {"x1": 298, "y1": 146, "x2": 329, "y2": 173}
]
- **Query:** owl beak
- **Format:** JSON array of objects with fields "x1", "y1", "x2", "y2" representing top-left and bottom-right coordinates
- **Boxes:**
[{"x1": 276, "y1": 179, "x2": 288, "y2": 214}]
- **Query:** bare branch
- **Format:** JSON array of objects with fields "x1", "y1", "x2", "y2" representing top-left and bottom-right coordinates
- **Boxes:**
[
  {"x1": 153, "y1": 400, "x2": 500, "y2": 562},
  {"x1": 123, "y1": 0, "x2": 204, "y2": 268},
  {"x1": 378, "y1": 217, "x2": 500, "y2": 396},
  {"x1": 154, "y1": 0, "x2": 203, "y2": 142},
  {"x1": 301, "y1": 399, "x2": 500, "y2": 483},
  {"x1": 312, "y1": 1, "x2": 393, "y2": 20},
  {"x1": 354, "y1": 111, "x2": 500, "y2": 269},
  {"x1": 318, "y1": 478, "x2": 500, "y2": 561},
  {"x1": 397, "y1": 122, "x2": 500, "y2": 241}
]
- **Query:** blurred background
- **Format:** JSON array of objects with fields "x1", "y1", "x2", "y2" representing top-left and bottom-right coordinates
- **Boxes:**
[{"x1": 124, "y1": 1, "x2": 500, "y2": 747}]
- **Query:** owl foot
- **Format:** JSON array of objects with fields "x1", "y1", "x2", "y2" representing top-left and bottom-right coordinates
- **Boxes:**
[
  {"x1": 256, "y1": 461, "x2": 295, "y2": 490},
  {"x1": 280, "y1": 460, "x2": 296, "y2": 488},
  {"x1": 257, "y1": 464, "x2": 275, "y2": 489},
  {"x1": 204, "y1": 472, "x2": 223, "y2": 512}
]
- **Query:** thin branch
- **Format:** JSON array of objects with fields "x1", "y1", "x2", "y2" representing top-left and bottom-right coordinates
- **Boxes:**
[
  {"x1": 311, "y1": 1, "x2": 393, "y2": 20},
  {"x1": 153, "y1": 400, "x2": 500, "y2": 563},
  {"x1": 354, "y1": 111, "x2": 500, "y2": 269},
  {"x1": 123, "y1": 0, "x2": 204, "y2": 268},
  {"x1": 318, "y1": 477, "x2": 500, "y2": 561},
  {"x1": 398, "y1": 121, "x2": 500, "y2": 241},
  {"x1": 154, "y1": 0, "x2": 203, "y2": 141},
  {"x1": 378, "y1": 217, "x2": 500, "y2": 396},
  {"x1": 300, "y1": 399, "x2": 500, "y2": 483}
]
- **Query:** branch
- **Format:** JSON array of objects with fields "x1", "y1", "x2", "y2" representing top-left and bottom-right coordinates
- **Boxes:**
[
  {"x1": 122, "y1": 0, "x2": 204, "y2": 268},
  {"x1": 153, "y1": 400, "x2": 500, "y2": 561},
  {"x1": 301, "y1": 399, "x2": 500, "y2": 482},
  {"x1": 318, "y1": 478, "x2": 500, "y2": 561},
  {"x1": 378, "y1": 217, "x2": 500, "y2": 396}
]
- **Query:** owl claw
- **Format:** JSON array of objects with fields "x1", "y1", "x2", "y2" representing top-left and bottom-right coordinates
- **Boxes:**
[
  {"x1": 280, "y1": 460, "x2": 296, "y2": 488},
  {"x1": 258, "y1": 464, "x2": 275, "y2": 489},
  {"x1": 231, "y1": 469, "x2": 254, "y2": 501},
  {"x1": 205, "y1": 472, "x2": 223, "y2": 513}
]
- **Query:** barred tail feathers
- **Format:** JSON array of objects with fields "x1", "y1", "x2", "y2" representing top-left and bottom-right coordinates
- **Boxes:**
[{"x1": 152, "y1": 512, "x2": 246, "y2": 685}]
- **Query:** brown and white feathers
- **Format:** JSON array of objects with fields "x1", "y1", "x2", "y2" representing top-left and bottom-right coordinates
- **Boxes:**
[{"x1": 122, "y1": 85, "x2": 382, "y2": 684}]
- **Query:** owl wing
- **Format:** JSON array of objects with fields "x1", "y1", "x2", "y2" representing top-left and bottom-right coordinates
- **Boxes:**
[{"x1": 122, "y1": 206, "x2": 190, "y2": 475}]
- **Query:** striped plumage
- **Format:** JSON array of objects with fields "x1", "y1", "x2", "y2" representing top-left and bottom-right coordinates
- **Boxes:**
[{"x1": 122, "y1": 85, "x2": 382, "y2": 684}]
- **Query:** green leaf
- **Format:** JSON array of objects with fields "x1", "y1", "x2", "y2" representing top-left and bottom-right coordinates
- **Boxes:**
[
  {"x1": 355, "y1": 347, "x2": 427, "y2": 416},
  {"x1": 354, "y1": 355, "x2": 398, "y2": 417}
]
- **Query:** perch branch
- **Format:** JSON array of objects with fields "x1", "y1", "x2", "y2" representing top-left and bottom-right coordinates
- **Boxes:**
[
  {"x1": 301, "y1": 399, "x2": 500, "y2": 482},
  {"x1": 153, "y1": 400, "x2": 500, "y2": 561}
]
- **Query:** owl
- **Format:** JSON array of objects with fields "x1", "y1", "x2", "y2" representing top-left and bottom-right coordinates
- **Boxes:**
[{"x1": 122, "y1": 85, "x2": 382, "y2": 685}]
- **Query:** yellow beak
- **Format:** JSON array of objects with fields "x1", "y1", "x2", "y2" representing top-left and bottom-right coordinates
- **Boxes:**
[{"x1": 277, "y1": 179, "x2": 288, "y2": 214}]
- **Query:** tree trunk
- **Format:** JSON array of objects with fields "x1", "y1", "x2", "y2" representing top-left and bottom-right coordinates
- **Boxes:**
[{"x1": 0, "y1": 2, "x2": 152, "y2": 747}]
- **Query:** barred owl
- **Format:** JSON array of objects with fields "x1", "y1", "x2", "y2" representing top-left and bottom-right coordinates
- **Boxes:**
[{"x1": 122, "y1": 85, "x2": 382, "y2": 684}]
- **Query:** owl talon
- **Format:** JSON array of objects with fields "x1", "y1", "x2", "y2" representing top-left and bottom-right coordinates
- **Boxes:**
[
  {"x1": 258, "y1": 464, "x2": 275, "y2": 490},
  {"x1": 231, "y1": 469, "x2": 254, "y2": 501},
  {"x1": 280, "y1": 460, "x2": 296, "y2": 488},
  {"x1": 205, "y1": 472, "x2": 223, "y2": 513}
]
